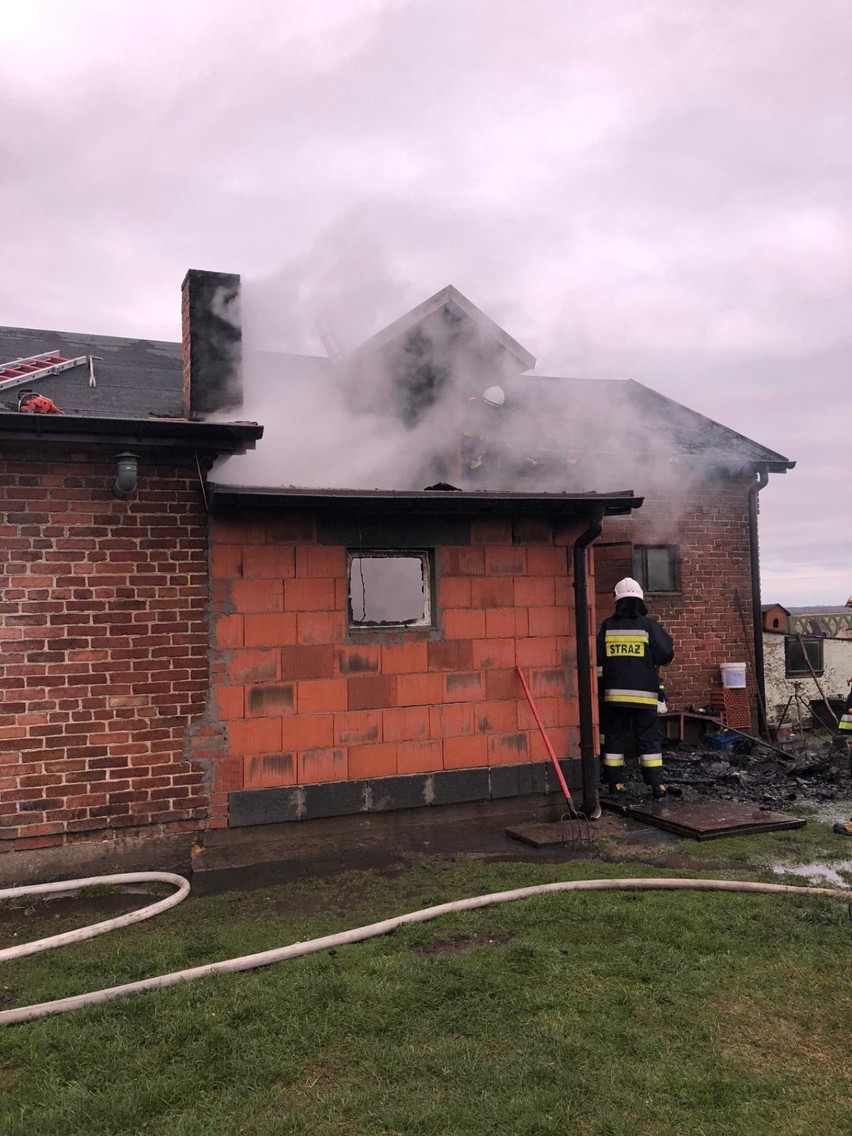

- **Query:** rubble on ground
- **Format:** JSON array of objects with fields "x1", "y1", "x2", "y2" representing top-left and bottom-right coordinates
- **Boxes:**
[{"x1": 621, "y1": 732, "x2": 852, "y2": 809}]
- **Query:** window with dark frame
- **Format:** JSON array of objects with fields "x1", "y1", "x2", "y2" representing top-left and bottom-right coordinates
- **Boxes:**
[
  {"x1": 633, "y1": 545, "x2": 679, "y2": 593},
  {"x1": 784, "y1": 635, "x2": 824, "y2": 677},
  {"x1": 347, "y1": 551, "x2": 432, "y2": 628}
]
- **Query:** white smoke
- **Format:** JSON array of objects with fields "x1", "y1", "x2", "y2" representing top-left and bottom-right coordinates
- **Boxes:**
[{"x1": 211, "y1": 227, "x2": 766, "y2": 502}]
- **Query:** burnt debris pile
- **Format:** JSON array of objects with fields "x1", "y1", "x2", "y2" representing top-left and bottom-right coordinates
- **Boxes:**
[{"x1": 617, "y1": 735, "x2": 851, "y2": 808}]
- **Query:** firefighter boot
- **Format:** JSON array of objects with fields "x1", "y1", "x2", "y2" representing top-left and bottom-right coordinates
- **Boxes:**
[
  {"x1": 602, "y1": 756, "x2": 625, "y2": 798},
  {"x1": 646, "y1": 766, "x2": 668, "y2": 801},
  {"x1": 602, "y1": 773, "x2": 625, "y2": 799}
]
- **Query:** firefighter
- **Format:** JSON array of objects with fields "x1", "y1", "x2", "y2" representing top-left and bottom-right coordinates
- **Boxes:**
[
  {"x1": 460, "y1": 386, "x2": 505, "y2": 476},
  {"x1": 597, "y1": 576, "x2": 674, "y2": 799},
  {"x1": 832, "y1": 681, "x2": 852, "y2": 835},
  {"x1": 839, "y1": 680, "x2": 852, "y2": 740}
]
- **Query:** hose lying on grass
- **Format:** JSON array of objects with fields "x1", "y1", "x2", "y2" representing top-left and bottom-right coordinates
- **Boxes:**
[
  {"x1": 1, "y1": 874, "x2": 850, "y2": 1027},
  {"x1": 0, "y1": 873, "x2": 190, "y2": 963}
]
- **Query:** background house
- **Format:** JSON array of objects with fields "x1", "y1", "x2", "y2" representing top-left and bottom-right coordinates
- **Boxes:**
[
  {"x1": 762, "y1": 604, "x2": 791, "y2": 633},
  {"x1": 762, "y1": 599, "x2": 852, "y2": 730},
  {"x1": 788, "y1": 605, "x2": 852, "y2": 638},
  {"x1": 0, "y1": 270, "x2": 793, "y2": 880}
]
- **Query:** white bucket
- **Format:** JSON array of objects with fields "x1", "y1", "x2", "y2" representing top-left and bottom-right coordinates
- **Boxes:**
[{"x1": 720, "y1": 662, "x2": 747, "y2": 689}]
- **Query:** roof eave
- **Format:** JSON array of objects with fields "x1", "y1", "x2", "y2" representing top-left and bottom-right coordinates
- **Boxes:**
[
  {"x1": 0, "y1": 412, "x2": 263, "y2": 454},
  {"x1": 208, "y1": 484, "x2": 643, "y2": 518},
  {"x1": 757, "y1": 459, "x2": 796, "y2": 473}
]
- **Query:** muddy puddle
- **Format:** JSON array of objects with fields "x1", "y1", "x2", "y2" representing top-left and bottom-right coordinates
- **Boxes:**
[
  {"x1": 770, "y1": 860, "x2": 852, "y2": 887},
  {"x1": 0, "y1": 887, "x2": 170, "y2": 943}
]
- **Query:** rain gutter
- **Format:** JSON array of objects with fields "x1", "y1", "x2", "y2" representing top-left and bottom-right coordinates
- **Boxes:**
[
  {"x1": 0, "y1": 412, "x2": 263, "y2": 453},
  {"x1": 747, "y1": 464, "x2": 770, "y2": 735}
]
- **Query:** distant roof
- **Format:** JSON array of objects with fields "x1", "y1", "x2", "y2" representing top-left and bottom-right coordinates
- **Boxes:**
[{"x1": 788, "y1": 606, "x2": 852, "y2": 615}]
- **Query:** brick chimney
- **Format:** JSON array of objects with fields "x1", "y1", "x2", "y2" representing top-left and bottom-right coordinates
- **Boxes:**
[{"x1": 181, "y1": 269, "x2": 243, "y2": 418}]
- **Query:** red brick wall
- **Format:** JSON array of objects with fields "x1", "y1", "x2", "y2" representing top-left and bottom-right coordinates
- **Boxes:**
[
  {"x1": 207, "y1": 511, "x2": 586, "y2": 826},
  {"x1": 597, "y1": 475, "x2": 756, "y2": 714},
  {"x1": 0, "y1": 454, "x2": 211, "y2": 856}
]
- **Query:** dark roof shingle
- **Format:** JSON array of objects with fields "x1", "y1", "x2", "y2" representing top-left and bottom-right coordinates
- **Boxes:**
[{"x1": 0, "y1": 326, "x2": 183, "y2": 419}]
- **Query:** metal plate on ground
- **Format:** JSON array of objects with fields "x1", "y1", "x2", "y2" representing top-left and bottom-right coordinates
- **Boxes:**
[
  {"x1": 506, "y1": 822, "x2": 586, "y2": 848},
  {"x1": 600, "y1": 797, "x2": 805, "y2": 840}
]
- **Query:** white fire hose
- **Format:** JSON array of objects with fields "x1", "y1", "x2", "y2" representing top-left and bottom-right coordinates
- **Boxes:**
[
  {"x1": 1, "y1": 872, "x2": 850, "y2": 1027},
  {"x1": 0, "y1": 872, "x2": 190, "y2": 963}
]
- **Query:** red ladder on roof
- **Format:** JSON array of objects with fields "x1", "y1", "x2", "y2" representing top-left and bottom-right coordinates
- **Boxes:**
[{"x1": 0, "y1": 351, "x2": 88, "y2": 393}]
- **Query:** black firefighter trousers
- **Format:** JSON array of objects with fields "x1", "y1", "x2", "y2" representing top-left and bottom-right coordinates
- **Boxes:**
[{"x1": 601, "y1": 705, "x2": 664, "y2": 788}]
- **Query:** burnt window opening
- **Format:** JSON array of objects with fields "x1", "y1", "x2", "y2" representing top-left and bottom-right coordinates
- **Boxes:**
[
  {"x1": 348, "y1": 552, "x2": 432, "y2": 628},
  {"x1": 394, "y1": 330, "x2": 450, "y2": 426},
  {"x1": 784, "y1": 635, "x2": 824, "y2": 677},
  {"x1": 633, "y1": 545, "x2": 679, "y2": 593},
  {"x1": 772, "y1": 617, "x2": 780, "y2": 629}
]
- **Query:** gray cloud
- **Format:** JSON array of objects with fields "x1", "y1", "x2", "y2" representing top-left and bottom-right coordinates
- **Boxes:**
[{"x1": 1, "y1": 0, "x2": 850, "y2": 603}]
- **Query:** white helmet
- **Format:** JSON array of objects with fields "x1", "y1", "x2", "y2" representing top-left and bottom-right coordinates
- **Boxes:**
[
  {"x1": 614, "y1": 577, "x2": 644, "y2": 601},
  {"x1": 482, "y1": 385, "x2": 505, "y2": 408}
]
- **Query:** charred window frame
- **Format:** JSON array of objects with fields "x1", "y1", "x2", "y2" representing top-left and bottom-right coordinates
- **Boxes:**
[
  {"x1": 347, "y1": 551, "x2": 433, "y2": 629},
  {"x1": 633, "y1": 545, "x2": 680, "y2": 594},
  {"x1": 784, "y1": 635, "x2": 824, "y2": 677}
]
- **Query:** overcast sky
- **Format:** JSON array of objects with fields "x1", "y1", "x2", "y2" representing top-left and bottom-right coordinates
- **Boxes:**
[{"x1": 2, "y1": 0, "x2": 850, "y2": 605}]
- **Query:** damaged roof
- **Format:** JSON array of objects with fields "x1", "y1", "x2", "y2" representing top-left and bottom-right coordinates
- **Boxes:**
[
  {"x1": 501, "y1": 373, "x2": 793, "y2": 472},
  {"x1": 628, "y1": 381, "x2": 792, "y2": 470},
  {"x1": 0, "y1": 284, "x2": 793, "y2": 474},
  {"x1": 344, "y1": 285, "x2": 537, "y2": 373}
]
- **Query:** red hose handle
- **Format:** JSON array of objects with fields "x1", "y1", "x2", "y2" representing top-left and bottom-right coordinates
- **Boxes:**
[{"x1": 515, "y1": 666, "x2": 574, "y2": 804}]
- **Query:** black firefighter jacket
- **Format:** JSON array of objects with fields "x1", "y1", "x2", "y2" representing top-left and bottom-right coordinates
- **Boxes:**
[{"x1": 596, "y1": 615, "x2": 674, "y2": 709}]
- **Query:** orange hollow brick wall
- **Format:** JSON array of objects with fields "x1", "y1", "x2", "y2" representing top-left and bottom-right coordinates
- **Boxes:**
[{"x1": 207, "y1": 511, "x2": 590, "y2": 828}]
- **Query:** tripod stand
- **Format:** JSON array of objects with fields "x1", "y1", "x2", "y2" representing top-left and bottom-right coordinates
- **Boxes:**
[{"x1": 775, "y1": 681, "x2": 818, "y2": 736}]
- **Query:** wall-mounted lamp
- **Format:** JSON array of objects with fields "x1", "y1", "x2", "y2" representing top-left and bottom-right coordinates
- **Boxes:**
[{"x1": 112, "y1": 452, "x2": 139, "y2": 498}]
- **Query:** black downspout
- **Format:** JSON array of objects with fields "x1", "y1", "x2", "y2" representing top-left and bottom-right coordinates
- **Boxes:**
[
  {"x1": 747, "y1": 465, "x2": 770, "y2": 736},
  {"x1": 573, "y1": 507, "x2": 605, "y2": 820}
]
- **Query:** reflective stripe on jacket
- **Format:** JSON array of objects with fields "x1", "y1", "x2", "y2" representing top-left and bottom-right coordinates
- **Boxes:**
[
  {"x1": 596, "y1": 615, "x2": 674, "y2": 708},
  {"x1": 840, "y1": 691, "x2": 852, "y2": 733}
]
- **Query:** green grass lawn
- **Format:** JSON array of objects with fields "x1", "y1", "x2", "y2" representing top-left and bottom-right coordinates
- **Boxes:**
[{"x1": 1, "y1": 822, "x2": 851, "y2": 1136}]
